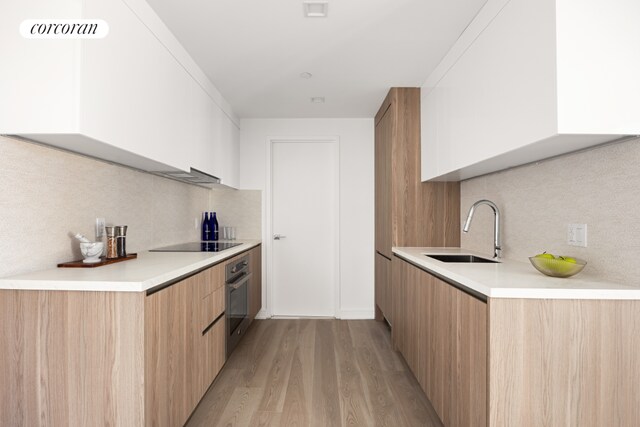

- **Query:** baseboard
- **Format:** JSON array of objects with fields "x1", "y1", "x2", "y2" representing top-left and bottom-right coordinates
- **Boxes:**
[
  {"x1": 338, "y1": 310, "x2": 375, "y2": 320},
  {"x1": 269, "y1": 315, "x2": 335, "y2": 320},
  {"x1": 254, "y1": 309, "x2": 376, "y2": 320},
  {"x1": 255, "y1": 309, "x2": 268, "y2": 319}
]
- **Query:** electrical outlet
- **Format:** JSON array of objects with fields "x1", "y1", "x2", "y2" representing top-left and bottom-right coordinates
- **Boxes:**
[
  {"x1": 96, "y1": 218, "x2": 106, "y2": 238},
  {"x1": 194, "y1": 217, "x2": 199, "y2": 229},
  {"x1": 568, "y1": 223, "x2": 587, "y2": 247}
]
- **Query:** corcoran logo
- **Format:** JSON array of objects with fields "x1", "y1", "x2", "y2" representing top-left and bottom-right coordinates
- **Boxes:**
[{"x1": 20, "y1": 19, "x2": 109, "y2": 39}]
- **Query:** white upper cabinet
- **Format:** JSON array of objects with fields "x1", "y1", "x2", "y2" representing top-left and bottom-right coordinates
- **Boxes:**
[
  {"x1": 421, "y1": 0, "x2": 640, "y2": 181},
  {"x1": 0, "y1": 0, "x2": 240, "y2": 187},
  {"x1": 218, "y1": 116, "x2": 240, "y2": 189},
  {"x1": 0, "y1": 0, "x2": 81, "y2": 135}
]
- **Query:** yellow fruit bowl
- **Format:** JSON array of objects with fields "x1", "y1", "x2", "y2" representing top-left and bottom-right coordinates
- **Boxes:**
[{"x1": 528, "y1": 256, "x2": 587, "y2": 278}]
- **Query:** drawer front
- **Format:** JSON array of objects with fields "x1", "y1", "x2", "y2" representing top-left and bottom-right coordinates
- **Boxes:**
[
  {"x1": 200, "y1": 262, "x2": 225, "y2": 299},
  {"x1": 203, "y1": 316, "x2": 225, "y2": 389},
  {"x1": 201, "y1": 285, "x2": 225, "y2": 332}
]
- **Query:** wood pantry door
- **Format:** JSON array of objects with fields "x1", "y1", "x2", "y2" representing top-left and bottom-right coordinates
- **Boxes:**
[{"x1": 270, "y1": 140, "x2": 338, "y2": 317}]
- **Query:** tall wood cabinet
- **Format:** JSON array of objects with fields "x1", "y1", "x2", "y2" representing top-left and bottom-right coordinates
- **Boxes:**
[{"x1": 374, "y1": 88, "x2": 460, "y2": 323}]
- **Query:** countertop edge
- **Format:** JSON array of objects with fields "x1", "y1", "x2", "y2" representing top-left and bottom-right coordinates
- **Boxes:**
[
  {"x1": 0, "y1": 240, "x2": 261, "y2": 293},
  {"x1": 392, "y1": 247, "x2": 640, "y2": 300}
]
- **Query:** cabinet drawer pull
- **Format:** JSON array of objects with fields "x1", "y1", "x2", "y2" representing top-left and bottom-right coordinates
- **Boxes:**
[{"x1": 202, "y1": 311, "x2": 225, "y2": 335}]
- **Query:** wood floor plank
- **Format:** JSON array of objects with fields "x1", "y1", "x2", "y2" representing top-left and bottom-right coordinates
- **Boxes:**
[
  {"x1": 367, "y1": 321, "x2": 406, "y2": 372},
  {"x1": 248, "y1": 411, "x2": 283, "y2": 427},
  {"x1": 296, "y1": 319, "x2": 316, "y2": 349},
  {"x1": 333, "y1": 321, "x2": 374, "y2": 427},
  {"x1": 281, "y1": 347, "x2": 309, "y2": 427},
  {"x1": 224, "y1": 320, "x2": 269, "y2": 370},
  {"x1": 258, "y1": 321, "x2": 298, "y2": 412},
  {"x1": 216, "y1": 387, "x2": 264, "y2": 427},
  {"x1": 388, "y1": 369, "x2": 443, "y2": 427},
  {"x1": 354, "y1": 343, "x2": 407, "y2": 427},
  {"x1": 296, "y1": 319, "x2": 316, "y2": 404},
  {"x1": 190, "y1": 319, "x2": 442, "y2": 427},
  {"x1": 186, "y1": 368, "x2": 242, "y2": 427},
  {"x1": 310, "y1": 320, "x2": 342, "y2": 427},
  {"x1": 244, "y1": 321, "x2": 283, "y2": 387},
  {"x1": 348, "y1": 319, "x2": 373, "y2": 348}
]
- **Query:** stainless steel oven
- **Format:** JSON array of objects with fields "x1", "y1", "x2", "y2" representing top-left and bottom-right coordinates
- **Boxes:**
[{"x1": 225, "y1": 254, "x2": 252, "y2": 357}]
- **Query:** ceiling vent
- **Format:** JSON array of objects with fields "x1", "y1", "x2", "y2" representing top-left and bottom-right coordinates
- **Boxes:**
[{"x1": 303, "y1": 1, "x2": 328, "y2": 17}]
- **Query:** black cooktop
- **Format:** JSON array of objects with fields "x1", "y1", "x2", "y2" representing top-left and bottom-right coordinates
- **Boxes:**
[{"x1": 150, "y1": 242, "x2": 241, "y2": 252}]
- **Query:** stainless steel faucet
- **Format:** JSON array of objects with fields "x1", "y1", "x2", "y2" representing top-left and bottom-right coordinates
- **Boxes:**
[{"x1": 463, "y1": 199, "x2": 502, "y2": 259}]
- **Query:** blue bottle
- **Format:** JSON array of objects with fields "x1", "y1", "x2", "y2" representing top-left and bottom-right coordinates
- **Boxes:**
[
  {"x1": 211, "y1": 212, "x2": 219, "y2": 241},
  {"x1": 202, "y1": 212, "x2": 211, "y2": 241}
]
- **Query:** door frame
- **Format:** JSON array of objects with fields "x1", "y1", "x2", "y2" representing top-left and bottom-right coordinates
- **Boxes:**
[{"x1": 264, "y1": 136, "x2": 341, "y2": 318}]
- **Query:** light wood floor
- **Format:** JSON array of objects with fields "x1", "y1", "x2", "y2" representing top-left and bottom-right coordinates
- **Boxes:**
[{"x1": 187, "y1": 319, "x2": 443, "y2": 427}]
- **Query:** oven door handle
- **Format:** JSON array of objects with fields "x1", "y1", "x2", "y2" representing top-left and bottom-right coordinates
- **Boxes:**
[{"x1": 228, "y1": 272, "x2": 252, "y2": 290}]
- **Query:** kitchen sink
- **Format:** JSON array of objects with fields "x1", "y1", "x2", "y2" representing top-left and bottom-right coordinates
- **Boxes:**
[{"x1": 425, "y1": 254, "x2": 499, "y2": 263}]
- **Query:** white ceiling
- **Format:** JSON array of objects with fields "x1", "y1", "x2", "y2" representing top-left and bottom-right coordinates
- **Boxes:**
[{"x1": 146, "y1": 0, "x2": 487, "y2": 119}]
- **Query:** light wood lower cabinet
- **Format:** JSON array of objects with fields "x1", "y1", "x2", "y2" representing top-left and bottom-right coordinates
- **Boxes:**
[
  {"x1": 145, "y1": 275, "x2": 193, "y2": 426},
  {"x1": 392, "y1": 255, "x2": 487, "y2": 427},
  {"x1": 0, "y1": 257, "x2": 229, "y2": 427},
  {"x1": 198, "y1": 268, "x2": 226, "y2": 402},
  {"x1": 488, "y1": 298, "x2": 640, "y2": 426},
  {"x1": 145, "y1": 261, "x2": 226, "y2": 427},
  {"x1": 375, "y1": 252, "x2": 391, "y2": 322},
  {"x1": 393, "y1": 255, "x2": 640, "y2": 427},
  {"x1": 202, "y1": 315, "x2": 226, "y2": 398},
  {"x1": 248, "y1": 244, "x2": 262, "y2": 320},
  {"x1": 0, "y1": 291, "x2": 146, "y2": 427}
]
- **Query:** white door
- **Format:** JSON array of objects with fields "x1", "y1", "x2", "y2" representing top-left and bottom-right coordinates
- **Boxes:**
[{"x1": 271, "y1": 140, "x2": 338, "y2": 317}]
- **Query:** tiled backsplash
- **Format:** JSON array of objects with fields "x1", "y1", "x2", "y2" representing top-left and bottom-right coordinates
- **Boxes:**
[
  {"x1": 0, "y1": 136, "x2": 260, "y2": 277},
  {"x1": 210, "y1": 189, "x2": 261, "y2": 240},
  {"x1": 461, "y1": 136, "x2": 640, "y2": 284}
]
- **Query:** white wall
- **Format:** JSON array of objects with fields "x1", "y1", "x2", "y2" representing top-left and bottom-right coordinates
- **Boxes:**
[{"x1": 240, "y1": 118, "x2": 375, "y2": 319}]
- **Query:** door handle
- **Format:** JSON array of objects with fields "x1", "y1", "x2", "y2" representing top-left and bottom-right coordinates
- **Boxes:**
[{"x1": 273, "y1": 234, "x2": 287, "y2": 240}]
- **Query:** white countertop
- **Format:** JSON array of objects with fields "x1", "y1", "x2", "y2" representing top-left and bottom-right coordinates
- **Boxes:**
[
  {"x1": 393, "y1": 247, "x2": 640, "y2": 300},
  {"x1": 0, "y1": 240, "x2": 261, "y2": 292}
]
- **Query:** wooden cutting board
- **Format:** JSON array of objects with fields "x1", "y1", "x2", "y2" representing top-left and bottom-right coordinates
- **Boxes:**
[{"x1": 57, "y1": 253, "x2": 138, "y2": 268}]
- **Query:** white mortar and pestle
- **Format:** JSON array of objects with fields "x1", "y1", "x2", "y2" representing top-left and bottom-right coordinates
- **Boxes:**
[{"x1": 74, "y1": 233, "x2": 104, "y2": 263}]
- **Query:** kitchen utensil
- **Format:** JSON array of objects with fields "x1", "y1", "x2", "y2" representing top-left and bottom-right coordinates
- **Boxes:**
[
  {"x1": 73, "y1": 233, "x2": 91, "y2": 243},
  {"x1": 80, "y1": 241, "x2": 104, "y2": 263},
  {"x1": 105, "y1": 226, "x2": 118, "y2": 259},
  {"x1": 116, "y1": 225, "x2": 128, "y2": 257}
]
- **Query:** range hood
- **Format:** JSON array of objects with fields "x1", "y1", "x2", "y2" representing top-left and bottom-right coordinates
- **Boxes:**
[{"x1": 153, "y1": 168, "x2": 221, "y2": 186}]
